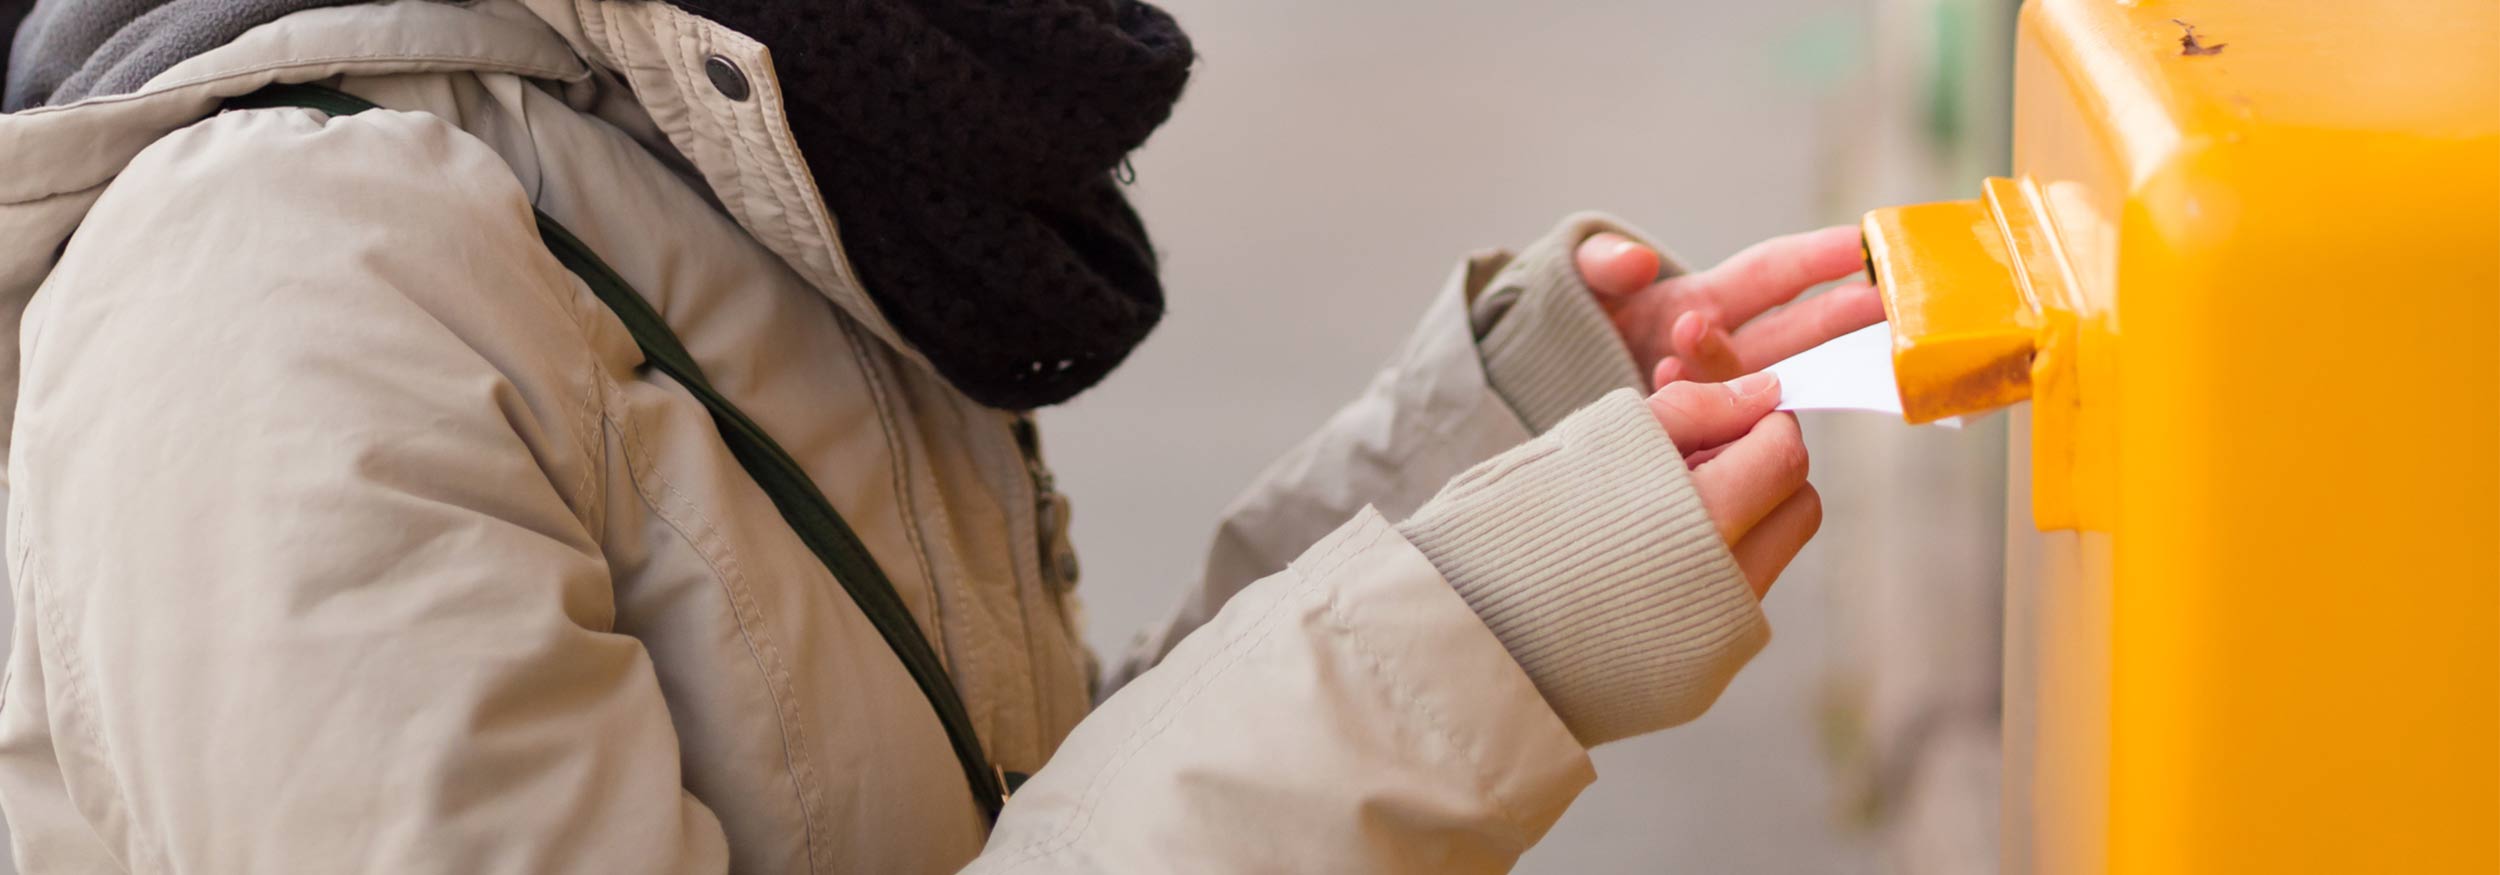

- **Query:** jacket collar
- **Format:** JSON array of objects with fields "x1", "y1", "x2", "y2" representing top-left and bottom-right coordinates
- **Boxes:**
[{"x1": 556, "y1": 0, "x2": 926, "y2": 367}]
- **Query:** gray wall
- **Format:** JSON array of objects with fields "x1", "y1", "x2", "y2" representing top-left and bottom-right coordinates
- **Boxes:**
[
  {"x1": 1042, "y1": 1, "x2": 1883, "y2": 871},
  {"x1": 0, "y1": 2, "x2": 1927, "y2": 872}
]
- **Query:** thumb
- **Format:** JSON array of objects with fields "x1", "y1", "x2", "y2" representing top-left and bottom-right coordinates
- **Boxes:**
[
  {"x1": 1646, "y1": 373, "x2": 1782, "y2": 455},
  {"x1": 1574, "y1": 232, "x2": 1661, "y2": 297}
]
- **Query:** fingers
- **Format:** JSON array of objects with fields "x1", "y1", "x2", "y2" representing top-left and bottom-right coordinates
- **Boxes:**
[
  {"x1": 1731, "y1": 484, "x2": 1822, "y2": 598},
  {"x1": 1652, "y1": 356, "x2": 1682, "y2": 388},
  {"x1": 1721, "y1": 281, "x2": 1885, "y2": 373},
  {"x1": 1574, "y1": 232, "x2": 1662, "y2": 298},
  {"x1": 1688, "y1": 225, "x2": 1866, "y2": 324},
  {"x1": 1689, "y1": 412, "x2": 1809, "y2": 543},
  {"x1": 1663, "y1": 281, "x2": 1883, "y2": 384},
  {"x1": 1668, "y1": 310, "x2": 1744, "y2": 383},
  {"x1": 1645, "y1": 373, "x2": 1782, "y2": 455},
  {"x1": 1654, "y1": 385, "x2": 1819, "y2": 598},
  {"x1": 1681, "y1": 440, "x2": 1733, "y2": 468}
]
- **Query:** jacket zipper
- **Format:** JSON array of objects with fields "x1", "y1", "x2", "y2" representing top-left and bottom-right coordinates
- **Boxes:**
[{"x1": 1011, "y1": 415, "x2": 1079, "y2": 593}]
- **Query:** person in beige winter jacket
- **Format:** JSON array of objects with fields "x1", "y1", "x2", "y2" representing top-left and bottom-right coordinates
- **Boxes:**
[{"x1": 0, "y1": 0, "x2": 1883, "y2": 872}]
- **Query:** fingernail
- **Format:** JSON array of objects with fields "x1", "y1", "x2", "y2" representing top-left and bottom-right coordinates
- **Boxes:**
[
  {"x1": 1730, "y1": 372, "x2": 1779, "y2": 400},
  {"x1": 1605, "y1": 236, "x2": 1643, "y2": 260},
  {"x1": 1673, "y1": 311, "x2": 1704, "y2": 346}
]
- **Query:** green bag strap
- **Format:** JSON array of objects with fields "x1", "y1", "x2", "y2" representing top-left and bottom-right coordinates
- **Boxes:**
[{"x1": 222, "y1": 83, "x2": 1011, "y2": 824}]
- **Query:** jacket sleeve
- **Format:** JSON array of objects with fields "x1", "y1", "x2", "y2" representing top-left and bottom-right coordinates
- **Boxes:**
[
  {"x1": 975, "y1": 393, "x2": 1767, "y2": 872},
  {"x1": 5, "y1": 108, "x2": 727, "y2": 873},
  {"x1": 980, "y1": 216, "x2": 1767, "y2": 871},
  {"x1": 1106, "y1": 212, "x2": 1713, "y2": 687}
]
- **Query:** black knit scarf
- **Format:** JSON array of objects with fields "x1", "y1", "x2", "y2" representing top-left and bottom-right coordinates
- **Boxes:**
[{"x1": 685, "y1": 0, "x2": 1193, "y2": 409}]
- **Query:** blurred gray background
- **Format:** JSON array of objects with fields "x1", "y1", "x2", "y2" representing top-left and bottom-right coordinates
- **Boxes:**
[
  {"x1": 0, "y1": 0, "x2": 2016, "y2": 872},
  {"x1": 1042, "y1": 0, "x2": 2016, "y2": 872}
]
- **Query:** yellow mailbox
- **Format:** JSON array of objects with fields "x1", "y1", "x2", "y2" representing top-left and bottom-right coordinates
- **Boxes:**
[{"x1": 1860, "y1": 1, "x2": 2498, "y2": 872}]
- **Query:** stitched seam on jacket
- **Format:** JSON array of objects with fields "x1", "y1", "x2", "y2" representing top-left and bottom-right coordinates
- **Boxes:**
[
  {"x1": 8, "y1": 55, "x2": 585, "y2": 122},
  {"x1": 571, "y1": 0, "x2": 613, "y2": 69},
  {"x1": 643, "y1": 22, "x2": 844, "y2": 864},
  {"x1": 591, "y1": 19, "x2": 830, "y2": 863},
  {"x1": 599, "y1": 6, "x2": 702, "y2": 206},
  {"x1": 473, "y1": 96, "x2": 616, "y2": 543},
  {"x1": 523, "y1": 237, "x2": 603, "y2": 528},
  {"x1": 1318, "y1": 570, "x2": 1536, "y2": 846},
  {"x1": 702, "y1": 4, "x2": 849, "y2": 305},
  {"x1": 328, "y1": 99, "x2": 613, "y2": 544},
  {"x1": 653, "y1": 9, "x2": 786, "y2": 273},
  {"x1": 604, "y1": 375, "x2": 826, "y2": 874},
  {"x1": 542, "y1": 236, "x2": 613, "y2": 541},
  {"x1": 573, "y1": 371, "x2": 608, "y2": 540},
  {"x1": 1022, "y1": 520, "x2": 1395, "y2": 861},
  {"x1": 147, "y1": 56, "x2": 588, "y2": 94},
  {"x1": 1005, "y1": 518, "x2": 1395, "y2": 863},
  {"x1": 834, "y1": 327, "x2": 987, "y2": 754},
  {"x1": 669, "y1": 11, "x2": 995, "y2": 829},
  {"x1": 746, "y1": 58, "x2": 849, "y2": 307},
  {"x1": 21, "y1": 543, "x2": 165, "y2": 870},
  {"x1": 18, "y1": 554, "x2": 74, "y2": 841},
  {"x1": 837, "y1": 324, "x2": 949, "y2": 670},
  {"x1": 607, "y1": 7, "x2": 766, "y2": 277},
  {"x1": 283, "y1": 95, "x2": 615, "y2": 546},
  {"x1": 1003, "y1": 414, "x2": 1056, "y2": 760},
  {"x1": 584, "y1": 368, "x2": 615, "y2": 539},
  {"x1": 1, "y1": 57, "x2": 586, "y2": 207},
  {"x1": 710, "y1": 48, "x2": 825, "y2": 299}
]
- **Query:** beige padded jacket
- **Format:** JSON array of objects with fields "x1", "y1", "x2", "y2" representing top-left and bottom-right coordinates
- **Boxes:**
[{"x1": 0, "y1": 1, "x2": 1769, "y2": 872}]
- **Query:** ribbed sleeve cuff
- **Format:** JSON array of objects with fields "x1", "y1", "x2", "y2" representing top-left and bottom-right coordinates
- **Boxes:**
[
  {"x1": 1470, "y1": 212, "x2": 1687, "y2": 434},
  {"x1": 1396, "y1": 388, "x2": 1770, "y2": 748}
]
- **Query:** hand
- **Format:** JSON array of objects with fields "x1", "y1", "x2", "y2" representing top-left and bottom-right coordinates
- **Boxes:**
[
  {"x1": 1576, "y1": 226, "x2": 1884, "y2": 388},
  {"x1": 1646, "y1": 374, "x2": 1819, "y2": 598}
]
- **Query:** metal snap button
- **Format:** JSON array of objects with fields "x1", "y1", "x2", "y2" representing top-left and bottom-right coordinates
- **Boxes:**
[{"x1": 703, "y1": 55, "x2": 751, "y2": 102}]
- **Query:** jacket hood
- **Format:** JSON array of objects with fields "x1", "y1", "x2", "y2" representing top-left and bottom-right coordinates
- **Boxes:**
[
  {"x1": 0, "y1": 0, "x2": 939, "y2": 477},
  {"x1": 5, "y1": 0, "x2": 373, "y2": 111}
]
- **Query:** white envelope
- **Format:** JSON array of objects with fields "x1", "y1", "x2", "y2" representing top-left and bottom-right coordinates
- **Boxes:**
[{"x1": 1762, "y1": 323, "x2": 1963, "y2": 428}]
